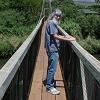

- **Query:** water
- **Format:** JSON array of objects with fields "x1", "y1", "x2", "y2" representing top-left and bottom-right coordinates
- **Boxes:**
[
  {"x1": 93, "y1": 54, "x2": 100, "y2": 61},
  {"x1": 73, "y1": 0, "x2": 97, "y2": 7},
  {"x1": 0, "y1": 58, "x2": 9, "y2": 69},
  {"x1": 73, "y1": 0, "x2": 95, "y2": 2}
]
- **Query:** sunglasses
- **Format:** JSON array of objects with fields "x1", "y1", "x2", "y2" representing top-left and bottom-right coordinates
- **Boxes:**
[{"x1": 55, "y1": 14, "x2": 62, "y2": 17}]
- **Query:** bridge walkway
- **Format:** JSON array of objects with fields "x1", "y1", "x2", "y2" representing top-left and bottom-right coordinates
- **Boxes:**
[{"x1": 28, "y1": 23, "x2": 67, "y2": 100}]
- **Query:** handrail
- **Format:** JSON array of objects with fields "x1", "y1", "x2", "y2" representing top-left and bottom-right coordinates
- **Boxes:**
[
  {"x1": 58, "y1": 25, "x2": 100, "y2": 100},
  {"x1": 58, "y1": 25, "x2": 100, "y2": 83},
  {"x1": 0, "y1": 18, "x2": 44, "y2": 100}
]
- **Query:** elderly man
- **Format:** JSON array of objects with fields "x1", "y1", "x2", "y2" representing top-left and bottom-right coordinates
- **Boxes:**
[{"x1": 45, "y1": 9, "x2": 75, "y2": 95}]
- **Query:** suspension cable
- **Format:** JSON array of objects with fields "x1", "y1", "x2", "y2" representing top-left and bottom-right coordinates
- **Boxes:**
[
  {"x1": 38, "y1": 0, "x2": 53, "y2": 22},
  {"x1": 49, "y1": 0, "x2": 52, "y2": 13},
  {"x1": 38, "y1": 0, "x2": 45, "y2": 22}
]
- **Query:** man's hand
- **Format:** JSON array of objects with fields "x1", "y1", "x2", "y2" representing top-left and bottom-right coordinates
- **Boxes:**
[
  {"x1": 53, "y1": 34, "x2": 76, "y2": 41},
  {"x1": 64, "y1": 35, "x2": 76, "y2": 41}
]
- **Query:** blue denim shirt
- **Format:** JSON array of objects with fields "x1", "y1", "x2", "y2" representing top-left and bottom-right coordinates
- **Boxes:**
[{"x1": 45, "y1": 20, "x2": 60, "y2": 53}]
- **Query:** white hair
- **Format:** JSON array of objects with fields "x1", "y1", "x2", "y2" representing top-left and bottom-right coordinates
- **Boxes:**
[
  {"x1": 48, "y1": 9, "x2": 62, "y2": 20},
  {"x1": 54, "y1": 9, "x2": 62, "y2": 16}
]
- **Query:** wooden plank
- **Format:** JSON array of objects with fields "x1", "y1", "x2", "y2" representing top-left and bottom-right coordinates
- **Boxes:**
[
  {"x1": 41, "y1": 22, "x2": 55, "y2": 100},
  {"x1": 42, "y1": 85, "x2": 55, "y2": 100},
  {"x1": 42, "y1": 62, "x2": 67, "y2": 100},
  {"x1": 41, "y1": 51, "x2": 67, "y2": 100},
  {"x1": 28, "y1": 22, "x2": 44, "y2": 100},
  {"x1": 41, "y1": 50, "x2": 55, "y2": 100},
  {"x1": 28, "y1": 46, "x2": 44, "y2": 100},
  {"x1": 55, "y1": 63, "x2": 67, "y2": 100},
  {"x1": 29, "y1": 22, "x2": 67, "y2": 100},
  {"x1": 42, "y1": 22, "x2": 67, "y2": 100}
]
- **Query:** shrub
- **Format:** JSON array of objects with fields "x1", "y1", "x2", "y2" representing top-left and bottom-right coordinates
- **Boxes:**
[
  {"x1": 11, "y1": 25, "x2": 34, "y2": 36},
  {"x1": 87, "y1": 15, "x2": 100, "y2": 39},
  {"x1": 0, "y1": 9, "x2": 35, "y2": 36},
  {"x1": 79, "y1": 36, "x2": 100, "y2": 54},
  {"x1": 51, "y1": 0, "x2": 78, "y2": 18},
  {"x1": 0, "y1": 40, "x2": 14, "y2": 57},
  {"x1": 76, "y1": 15, "x2": 90, "y2": 38},
  {"x1": 61, "y1": 18, "x2": 82, "y2": 39},
  {"x1": 0, "y1": 0, "x2": 42, "y2": 58},
  {"x1": 76, "y1": 14, "x2": 100, "y2": 39}
]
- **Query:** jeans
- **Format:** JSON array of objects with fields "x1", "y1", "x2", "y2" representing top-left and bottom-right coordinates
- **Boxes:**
[{"x1": 46, "y1": 51, "x2": 59, "y2": 89}]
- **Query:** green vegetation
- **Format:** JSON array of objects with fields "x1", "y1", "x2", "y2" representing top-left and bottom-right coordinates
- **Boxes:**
[
  {"x1": 0, "y1": 0, "x2": 100, "y2": 57},
  {"x1": 0, "y1": 40, "x2": 14, "y2": 57},
  {"x1": 0, "y1": 0, "x2": 42, "y2": 57},
  {"x1": 79, "y1": 36, "x2": 100, "y2": 54},
  {"x1": 51, "y1": 0, "x2": 100, "y2": 54},
  {"x1": 61, "y1": 18, "x2": 82, "y2": 40}
]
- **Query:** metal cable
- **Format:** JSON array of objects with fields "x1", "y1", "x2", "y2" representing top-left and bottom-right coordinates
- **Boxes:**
[
  {"x1": 38, "y1": 0, "x2": 45, "y2": 23},
  {"x1": 49, "y1": 0, "x2": 52, "y2": 13}
]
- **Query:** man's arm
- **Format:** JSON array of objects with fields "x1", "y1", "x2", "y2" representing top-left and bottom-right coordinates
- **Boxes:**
[{"x1": 53, "y1": 33, "x2": 76, "y2": 41}]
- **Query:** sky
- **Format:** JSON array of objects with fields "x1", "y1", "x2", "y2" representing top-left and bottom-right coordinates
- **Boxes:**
[{"x1": 73, "y1": 0, "x2": 95, "y2": 2}]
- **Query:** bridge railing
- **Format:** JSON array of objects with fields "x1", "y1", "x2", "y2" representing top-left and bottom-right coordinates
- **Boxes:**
[
  {"x1": 0, "y1": 18, "x2": 44, "y2": 100},
  {"x1": 58, "y1": 26, "x2": 100, "y2": 100}
]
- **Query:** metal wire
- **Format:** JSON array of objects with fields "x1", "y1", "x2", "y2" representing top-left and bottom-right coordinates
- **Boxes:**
[{"x1": 38, "y1": 0, "x2": 45, "y2": 22}]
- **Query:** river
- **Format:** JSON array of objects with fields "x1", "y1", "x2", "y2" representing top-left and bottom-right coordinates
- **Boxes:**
[
  {"x1": 93, "y1": 54, "x2": 100, "y2": 61},
  {"x1": 73, "y1": 0, "x2": 97, "y2": 7},
  {"x1": 0, "y1": 58, "x2": 9, "y2": 69}
]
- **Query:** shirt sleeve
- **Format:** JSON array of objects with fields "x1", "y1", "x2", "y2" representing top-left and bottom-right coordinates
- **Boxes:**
[{"x1": 49, "y1": 22, "x2": 58, "y2": 35}]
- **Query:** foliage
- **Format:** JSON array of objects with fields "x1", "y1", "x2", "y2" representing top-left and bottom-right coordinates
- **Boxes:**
[
  {"x1": 0, "y1": 40, "x2": 14, "y2": 57},
  {"x1": 0, "y1": 9, "x2": 35, "y2": 35},
  {"x1": 0, "y1": 0, "x2": 42, "y2": 57},
  {"x1": 0, "y1": 0, "x2": 42, "y2": 35},
  {"x1": 79, "y1": 36, "x2": 100, "y2": 54},
  {"x1": 0, "y1": 34, "x2": 29, "y2": 57},
  {"x1": 76, "y1": 15, "x2": 90, "y2": 38},
  {"x1": 61, "y1": 18, "x2": 81, "y2": 39},
  {"x1": 0, "y1": 0, "x2": 10, "y2": 10},
  {"x1": 87, "y1": 15, "x2": 100, "y2": 39},
  {"x1": 51, "y1": 0, "x2": 100, "y2": 54},
  {"x1": 52, "y1": 0, "x2": 78, "y2": 19},
  {"x1": 76, "y1": 14, "x2": 100, "y2": 39}
]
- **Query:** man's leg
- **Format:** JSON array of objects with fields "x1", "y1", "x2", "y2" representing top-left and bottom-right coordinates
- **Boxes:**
[{"x1": 46, "y1": 52, "x2": 59, "y2": 89}]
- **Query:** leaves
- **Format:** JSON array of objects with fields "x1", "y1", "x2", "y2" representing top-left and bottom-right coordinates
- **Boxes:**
[
  {"x1": 0, "y1": 0, "x2": 42, "y2": 57},
  {"x1": 61, "y1": 18, "x2": 81, "y2": 39},
  {"x1": 52, "y1": 0, "x2": 100, "y2": 54}
]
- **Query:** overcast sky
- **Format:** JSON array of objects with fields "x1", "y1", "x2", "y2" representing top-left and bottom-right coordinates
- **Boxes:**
[{"x1": 73, "y1": 0, "x2": 95, "y2": 2}]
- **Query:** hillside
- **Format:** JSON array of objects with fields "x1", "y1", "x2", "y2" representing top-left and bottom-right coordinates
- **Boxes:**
[{"x1": 0, "y1": 0, "x2": 42, "y2": 57}]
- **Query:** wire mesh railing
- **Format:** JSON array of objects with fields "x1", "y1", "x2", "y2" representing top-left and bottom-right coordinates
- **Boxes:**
[
  {"x1": 58, "y1": 26, "x2": 100, "y2": 100},
  {"x1": 0, "y1": 18, "x2": 44, "y2": 100}
]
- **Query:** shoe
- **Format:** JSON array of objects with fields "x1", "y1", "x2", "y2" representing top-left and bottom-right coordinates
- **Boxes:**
[
  {"x1": 43, "y1": 79, "x2": 56, "y2": 87},
  {"x1": 51, "y1": 80, "x2": 56, "y2": 87},
  {"x1": 47, "y1": 87, "x2": 60, "y2": 95},
  {"x1": 43, "y1": 80, "x2": 46, "y2": 86}
]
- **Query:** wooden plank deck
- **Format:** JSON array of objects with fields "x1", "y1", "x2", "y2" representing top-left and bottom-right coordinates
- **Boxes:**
[{"x1": 28, "y1": 23, "x2": 67, "y2": 100}]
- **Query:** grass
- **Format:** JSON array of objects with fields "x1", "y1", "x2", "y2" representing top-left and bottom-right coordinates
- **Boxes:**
[
  {"x1": 0, "y1": 33, "x2": 29, "y2": 58},
  {"x1": 79, "y1": 36, "x2": 100, "y2": 54}
]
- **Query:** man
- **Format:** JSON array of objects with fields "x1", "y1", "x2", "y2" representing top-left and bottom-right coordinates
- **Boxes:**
[{"x1": 45, "y1": 9, "x2": 75, "y2": 95}]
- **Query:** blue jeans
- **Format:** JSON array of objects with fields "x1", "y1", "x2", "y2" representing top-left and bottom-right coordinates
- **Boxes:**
[{"x1": 46, "y1": 51, "x2": 59, "y2": 89}]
